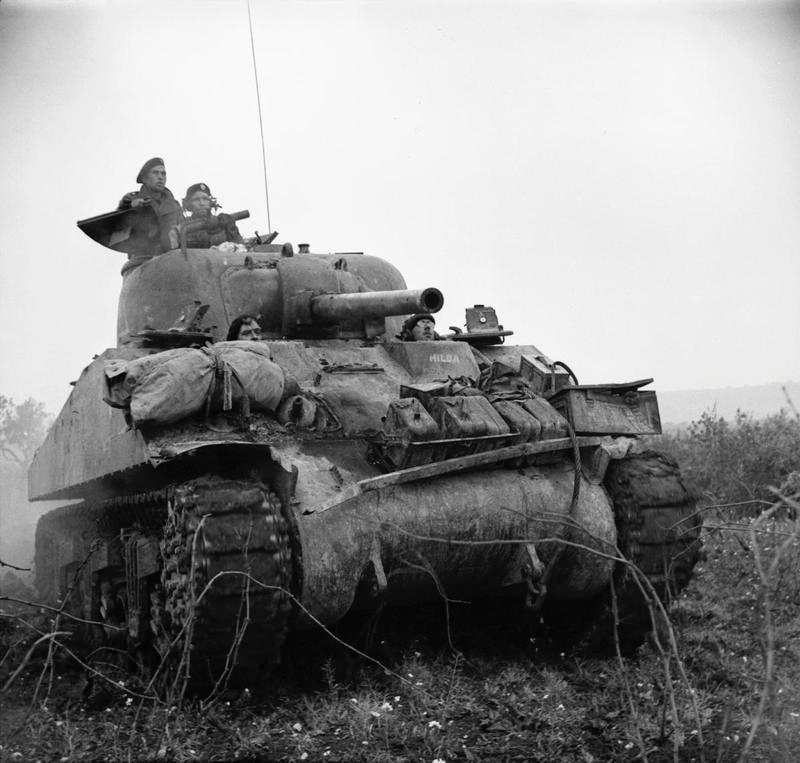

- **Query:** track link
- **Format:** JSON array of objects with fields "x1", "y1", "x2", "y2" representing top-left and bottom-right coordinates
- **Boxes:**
[{"x1": 156, "y1": 475, "x2": 293, "y2": 694}]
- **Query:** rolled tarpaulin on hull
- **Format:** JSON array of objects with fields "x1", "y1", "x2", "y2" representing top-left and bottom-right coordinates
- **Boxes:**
[{"x1": 293, "y1": 462, "x2": 616, "y2": 628}]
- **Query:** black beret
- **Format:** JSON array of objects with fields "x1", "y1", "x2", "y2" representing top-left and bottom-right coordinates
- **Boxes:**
[
  {"x1": 402, "y1": 313, "x2": 435, "y2": 332},
  {"x1": 136, "y1": 157, "x2": 165, "y2": 183},
  {"x1": 185, "y1": 182, "x2": 212, "y2": 198}
]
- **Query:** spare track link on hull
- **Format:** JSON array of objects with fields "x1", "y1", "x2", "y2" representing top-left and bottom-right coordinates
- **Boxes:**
[
  {"x1": 157, "y1": 475, "x2": 293, "y2": 694},
  {"x1": 545, "y1": 449, "x2": 701, "y2": 653}
]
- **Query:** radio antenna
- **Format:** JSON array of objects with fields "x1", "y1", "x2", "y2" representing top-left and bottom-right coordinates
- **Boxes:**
[{"x1": 247, "y1": 0, "x2": 272, "y2": 232}]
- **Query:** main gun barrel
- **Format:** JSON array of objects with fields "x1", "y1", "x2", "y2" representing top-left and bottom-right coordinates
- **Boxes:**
[{"x1": 311, "y1": 287, "x2": 444, "y2": 323}]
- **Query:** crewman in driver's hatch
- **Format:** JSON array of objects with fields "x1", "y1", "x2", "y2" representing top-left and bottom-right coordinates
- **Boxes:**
[
  {"x1": 115, "y1": 157, "x2": 182, "y2": 261},
  {"x1": 182, "y1": 182, "x2": 244, "y2": 248},
  {"x1": 226, "y1": 314, "x2": 262, "y2": 341},
  {"x1": 399, "y1": 313, "x2": 438, "y2": 341}
]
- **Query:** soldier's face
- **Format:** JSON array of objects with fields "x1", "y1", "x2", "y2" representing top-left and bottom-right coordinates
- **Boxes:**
[
  {"x1": 238, "y1": 320, "x2": 262, "y2": 341},
  {"x1": 187, "y1": 191, "x2": 211, "y2": 215},
  {"x1": 143, "y1": 165, "x2": 166, "y2": 192},
  {"x1": 411, "y1": 318, "x2": 435, "y2": 341}
]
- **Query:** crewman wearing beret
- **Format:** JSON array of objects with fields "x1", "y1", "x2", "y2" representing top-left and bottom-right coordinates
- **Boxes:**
[
  {"x1": 399, "y1": 313, "x2": 437, "y2": 341},
  {"x1": 181, "y1": 182, "x2": 244, "y2": 248},
  {"x1": 116, "y1": 157, "x2": 182, "y2": 269}
]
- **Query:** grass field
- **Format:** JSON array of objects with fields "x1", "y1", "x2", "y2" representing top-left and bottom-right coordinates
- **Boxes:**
[{"x1": 2, "y1": 410, "x2": 799, "y2": 762}]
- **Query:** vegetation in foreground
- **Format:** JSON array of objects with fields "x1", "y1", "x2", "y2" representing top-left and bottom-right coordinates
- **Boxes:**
[{"x1": 1, "y1": 408, "x2": 799, "y2": 762}]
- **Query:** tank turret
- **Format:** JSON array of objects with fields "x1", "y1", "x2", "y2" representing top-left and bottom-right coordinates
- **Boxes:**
[{"x1": 116, "y1": 247, "x2": 441, "y2": 344}]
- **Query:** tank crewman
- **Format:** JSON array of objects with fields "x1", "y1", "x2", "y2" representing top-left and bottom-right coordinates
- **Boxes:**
[
  {"x1": 114, "y1": 157, "x2": 182, "y2": 263},
  {"x1": 182, "y1": 182, "x2": 244, "y2": 248},
  {"x1": 399, "y1": 313, "x2": 437, "y2": 341},
  {"x1": 226, "y1": 314, "x2": 262, "y2": 341}
]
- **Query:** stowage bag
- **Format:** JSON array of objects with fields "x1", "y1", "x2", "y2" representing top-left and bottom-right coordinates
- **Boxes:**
[{"x1": 104, "y1": 341, "x2": 285, "y2": 426}]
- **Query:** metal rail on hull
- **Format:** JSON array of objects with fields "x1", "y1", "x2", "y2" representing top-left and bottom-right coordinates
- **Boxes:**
[{"x1": 308, "y1": 435, "x2": 603, "y2": 514}]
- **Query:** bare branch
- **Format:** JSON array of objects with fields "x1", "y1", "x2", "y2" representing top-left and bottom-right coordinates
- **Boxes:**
[
  {"x1": 0, "y1": 443, "x2": 25, "y2": 467},
  {"x1": 0, "y1": 558, "x2": 31, "y2": 572},
  {"x1": 1, "y1": 631, "x2": 70, "y2": 693}
]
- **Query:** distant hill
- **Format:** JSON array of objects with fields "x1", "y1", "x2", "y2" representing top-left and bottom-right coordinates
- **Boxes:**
[{"x1": 657, "y1": 381, "x2": 799, "y2": 428}]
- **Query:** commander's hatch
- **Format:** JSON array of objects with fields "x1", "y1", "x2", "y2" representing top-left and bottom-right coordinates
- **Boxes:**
[{"x1": 78, "y1": 209, "x2": 136, "y2": 251}]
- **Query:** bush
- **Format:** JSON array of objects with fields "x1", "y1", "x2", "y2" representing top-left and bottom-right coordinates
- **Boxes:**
[{"x1": 659, "y1": 409, "x2": 800, "y2": 508}]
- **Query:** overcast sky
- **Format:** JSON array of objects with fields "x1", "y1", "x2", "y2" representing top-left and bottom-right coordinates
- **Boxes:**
[{"x1": 1, "y1": 0, "x2": 798, "y2": 415}]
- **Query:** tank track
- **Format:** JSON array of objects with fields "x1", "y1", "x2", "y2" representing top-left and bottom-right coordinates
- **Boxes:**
[
  {"x1": 606, "y1": 450, "x2": 701, "y2": 592},
  {"x1": 95, "y1": 490, "x2": 169, "y2": 534},
  {"x1": 595, "y1": 449, "x2": 702, "y2": 652},
  {"x1": 35, "y1": 478, "x2": 294, "y2": 695},
  {"x1": 155, "y1": 475, "x2": 293, "y2": 695},
  {"x1": 545, "y1": 449, "x2": 701, "y2": 653}
]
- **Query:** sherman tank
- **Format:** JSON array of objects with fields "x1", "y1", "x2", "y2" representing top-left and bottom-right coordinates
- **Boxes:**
[{"x1": 29, "y1": 229, "x2": 701, "y2": 694}]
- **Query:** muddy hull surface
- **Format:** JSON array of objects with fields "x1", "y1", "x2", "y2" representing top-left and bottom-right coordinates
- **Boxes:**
[{"x1": 296, "y1": 463, "x2": 616, "y2": 626}]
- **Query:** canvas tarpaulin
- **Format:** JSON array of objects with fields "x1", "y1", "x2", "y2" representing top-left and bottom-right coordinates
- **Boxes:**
[{"x1": 104, "y1": 342, "x2": 285, "y2": 426}]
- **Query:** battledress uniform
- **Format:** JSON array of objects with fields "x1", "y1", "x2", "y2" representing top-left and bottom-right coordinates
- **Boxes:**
[{"x1": 116, "y1": 185, "x2": 182, "y2": 263}]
